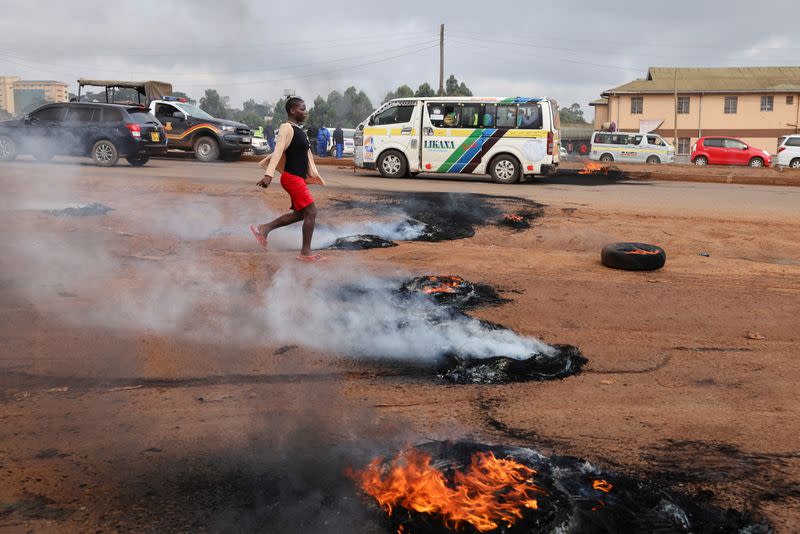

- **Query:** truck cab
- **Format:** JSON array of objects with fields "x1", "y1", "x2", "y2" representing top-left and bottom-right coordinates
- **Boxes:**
[{"x1": 149, "y1": 97, "x2": 252, "y2": 162}]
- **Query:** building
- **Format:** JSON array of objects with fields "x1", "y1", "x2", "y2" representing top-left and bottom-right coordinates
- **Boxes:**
[
  {"x1": 590, "y1": 67, "x2": 800, "y2": 155},
  {"x1": 0, "y1": 76, "x2": 69, "y2": 116}
]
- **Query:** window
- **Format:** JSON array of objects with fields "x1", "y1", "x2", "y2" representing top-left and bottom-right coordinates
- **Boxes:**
[
  {"x1": 128, "y1": 110, "x2": 157, "y2": 125},
  {"x1": 703, "y1": 138, "x2": 724, "y2": 148},
  {"x1": 677, "y1": 96, "x2": 690, "y2": 114},
  {"x1": 761, "y1": 96, "x2": 774, "y2": 112},
  {"x1": 495, "y1": 104, "x2": 517, "y2": 128},
  {"x1": 426, "y1": 103, "x2": 459, "y2": 128},
  {"x1": 647, "y1": 135, "x2": 665, "y2": 146},
  {"x1": 677, "y1": 138, "x2": 691, "y2": 155},
  {"x1": 65, "y1": 107, "x2": 99, "y2": 123},
  {"x1": 631, "y1": 135, "x2": 643, "y2": 145},
  {"x1": 787, "y1": 96, "x2": 794, "y2": 106},
  {"x1": 594, "y1": 132, "x2": 611, "y2": 144},
  {"x1": 724, "y1": 139, "x2": 747, "y2": 150},
  {"x1": 372, "y1": 104, "x2": 414, "y2": 126},
  {"x1": 459, "y1": 104, "x2": 483, "y2": 128},
  {"x1": 100, "y1": 107, "x2": 123, "y2": 122},
  {"x1": 785, "y1": 137, "x2": 800, "y2": 147},
  {"x1": 610, "y1": 134, "x2": 630, "y2": 145},
  {"x1": 630, "y1": 96, "x2": 643, "y2": 114},
  {"x1": 31, "y1": 106, "x2": 65, "y2": 122},
  {"x1": 482, "y1": 104, "x2": 496, "y2": 127},
  {"x1": 155, "y1": 103, "x2": 181, "y2": 119},
  {"x1": 517, "y1": 104, "x2": 543, "y2": 129},
  {"x1": 724, "y1": 96, "x2": 738, "y2": 114}
]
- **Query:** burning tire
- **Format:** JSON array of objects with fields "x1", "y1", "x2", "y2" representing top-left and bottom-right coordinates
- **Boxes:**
[
  {"x1": 489, "y1": 155, "x2": 520, "y2": 184},
  {"x1": 91, "y1": 140, "x2": 119, "y2": 167},
  {"x1": 377, "y1": 150, "x2": 408, "y2": 178},
  {"x1": 0, "y1": 135, "x2": 17, "y2": 161},
  {"x1": 601, "y1": 242, "x2": 666, "y2": 271}
]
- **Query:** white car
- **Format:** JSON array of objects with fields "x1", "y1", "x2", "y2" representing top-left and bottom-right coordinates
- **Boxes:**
[
  {"x1": 559, "y1": 146, "x2": 568, "y2": 159},
  {"x1": 776, "y1": 135, "x2": 800, "y2": 168},
  {"x1": 325, "y1": 127, "x2": 355, "y2": 157}
]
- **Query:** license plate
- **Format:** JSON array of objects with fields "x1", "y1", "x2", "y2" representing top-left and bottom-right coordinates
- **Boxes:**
[
  {"x1": 242, "y1": 136, "x2": 251, "y2": 143},
  {"x1": 150, "y1": 132, "x2": 160, "y2": 142}
]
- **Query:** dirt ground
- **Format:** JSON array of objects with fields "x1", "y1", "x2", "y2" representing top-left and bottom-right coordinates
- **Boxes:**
[{"x1": 1, "y1": 157, "x2": 799, "y2": 533}]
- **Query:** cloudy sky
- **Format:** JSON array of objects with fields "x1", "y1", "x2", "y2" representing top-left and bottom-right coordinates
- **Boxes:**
[{"x1": 2, "y1": 0, "x2": 799, "y2": 116}]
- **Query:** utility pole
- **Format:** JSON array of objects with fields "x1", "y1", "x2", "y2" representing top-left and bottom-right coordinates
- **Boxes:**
[
  {"x1": 439, "y1": 24, "x2": 445, "y2": 96},
  {"x1": 673, "y1": 69, "x2": 678, "y2": 147}
]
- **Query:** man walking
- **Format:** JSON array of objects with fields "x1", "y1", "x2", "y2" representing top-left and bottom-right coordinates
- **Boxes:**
[
  {"x1": 266, "y1": 124, "x2": 275, "y2": 151},
  {"x1": 333, "y1": 125, "x2": 344, "y2": 159},
  {"x1": 317, "y1": 126, "x2": 330, "y2": 157}
]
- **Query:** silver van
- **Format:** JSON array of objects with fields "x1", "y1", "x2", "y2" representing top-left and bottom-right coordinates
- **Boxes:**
[{"x1": 590, "y1": 131, "x2": 675, "y2": 164}]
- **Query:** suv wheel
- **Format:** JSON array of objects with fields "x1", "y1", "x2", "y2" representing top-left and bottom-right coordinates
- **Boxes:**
[
  {"x1": 748, "y1": 157, "x2": 764, "y2": 168},
  {"x1": 194, "y1": 136, "x2": 220, "y2": 162},
  {"x1": 92, "y1": 140, "x2": 119, "y2": 167},
  {"x1": 790, "y1": 158, "x2": 800, "y2": 169},
  {"x1": 490, "y1": 155, "x2": 521, "y2": 184},
  {"x1": 646, "y1": 155, "x2": 661, "y2": 164},
  {"x1": 0, "y1": 135, "x2": 17, "y2": 161},
  {"x1": 599, "y1": 153, "x2": 614, "y2": 163},
  {"x1": 694, "y1": 156, "x2": 708, "y2": 166},
  {"x1": 377, "y1": 150, "x2": 407, "y2": 178},
  {"x1": 126, "y1": 155, "x2": 150, "y2": 167}
]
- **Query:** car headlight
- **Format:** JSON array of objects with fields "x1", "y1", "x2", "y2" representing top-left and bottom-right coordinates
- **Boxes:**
[{"x1": 220, "y1": 125, "x2": 235, "y2": 133}]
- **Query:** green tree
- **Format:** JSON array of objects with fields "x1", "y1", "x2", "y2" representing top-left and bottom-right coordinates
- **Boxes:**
[
  {"x1": 348, "y1": 89, "x2": 373, "y2": 127},
  {"x1": 444, "y1": 75, "x2": 473, "y2": 97},
  {"x1": 559, "y1": 103, "x2": 588, "y2": 124},
  {"x1": 172, "y1": 91, "x2": 196, "y2": 104},
  {"x1": 415, "y1": 83, "x2": 436, "y2": 97},
  {"x1": 272, "y1": 98, "x2": 288, "y2": 128},
  {"x1": 383, "y1": 84, "x2": 414, "y2": 103},
  {"x1": 199, "y1": 89, "x2": 230, "y2": 119}
]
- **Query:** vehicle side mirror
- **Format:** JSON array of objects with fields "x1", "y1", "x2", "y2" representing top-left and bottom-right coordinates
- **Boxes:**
[
  {"x1": 743, "y1": 146, "x2": 748, "y2": 150},
  {"x1": 23, "y1": 116, "x2": 32, "y2": 125}
]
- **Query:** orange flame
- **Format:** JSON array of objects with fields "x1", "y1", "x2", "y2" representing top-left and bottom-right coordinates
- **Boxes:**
[
  {"x1": 578, "y1": 162, "x2": 608, "y2": 175},
  {"x1": 350, "y1": 449, "x2": 545, "y2": 532},
  {"x1": 623, "y1": 248, "x2": 660, "y2": 255},
  {"x1": 593, "y1": 479, "x2": 613, "y2": 493},
  {"x1": 420, "y1": 275, "x2": 465, "y2": 295},
  {"x1": 502, "y1": 214, "x2": 524, "y2": 223}
]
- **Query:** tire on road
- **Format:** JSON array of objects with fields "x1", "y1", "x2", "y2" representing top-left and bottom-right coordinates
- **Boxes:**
[
  {"x1": 92, "y1": 140, "x2": 119, "y2": 167},
  {"x1": 694, "y1": 156, "x2": 708, "y2": 166},
  {"x1": 126, "y1": 155, "x2": 150, "y2": 167},
  {"x1": 748, "y1": 157, "x2": 764, "y2": 168},
  {"x1": 599, "y1": 153, "x2": 614, "y2": 163},
  {"x1": 0, "y1": 135, "x2": 17, "y2": 161},
  {"x1": 489, "y1": 154, "x2": 521, "y2": 184},
  {"x1": 377, "y1": 150, "x2": 408, "y2": 178},
  {"x1": 601, "y1": 242, "x2": 666, "y2": 271},
  {"x1": 791, "y1": 158, "x2": 800, "y2": 169},
  {"x1": 194, "y1": 136, "x2": 220, "y2": 162},
  {"x1": 646, "y1": 155, "x2": 661, "y2": 164}
]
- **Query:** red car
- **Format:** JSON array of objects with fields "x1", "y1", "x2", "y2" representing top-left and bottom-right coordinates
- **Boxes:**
[{"x1": 691, "y1": 136, "x2": 772, "y2": 167}]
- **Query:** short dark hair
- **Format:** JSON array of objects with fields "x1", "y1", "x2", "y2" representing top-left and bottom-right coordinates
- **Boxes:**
[{"x1": 285, "y1": 96, "x2": 303, "y2": 114}]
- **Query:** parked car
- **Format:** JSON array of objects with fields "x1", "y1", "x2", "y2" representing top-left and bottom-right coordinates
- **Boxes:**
[
  {"x1": 325, "y1": 127, "x2": 355, "y2": 157},
  {"x1": 0, "y1": 102, "x2": 167, "y2": 166},
  {"x1": 248, "y1": 136, "x2": 269, "y2": 155},
  {"x1": 590, "y1": 131, "x2": 674, "y2": 164},
  {"x1": 776, "y1": 134, "x2": 800, "y2": 168},
  {"x1": 691, "y1": 137, "x2": 771, "y2": 168}
]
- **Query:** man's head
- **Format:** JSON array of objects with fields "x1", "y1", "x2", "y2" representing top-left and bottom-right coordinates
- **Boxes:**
[{"x1": 285, "y1": 97, "x2": 307, "y2": 124}]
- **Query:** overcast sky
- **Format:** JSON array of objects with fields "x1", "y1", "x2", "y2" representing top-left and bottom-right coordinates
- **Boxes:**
[{"x1": 2, "y1": 0, "x2": 800, "y2": 116}]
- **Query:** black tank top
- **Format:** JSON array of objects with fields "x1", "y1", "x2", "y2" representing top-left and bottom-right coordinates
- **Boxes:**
[{"x1": 284, "y1": 124, "x2": 309, "y2": 178}]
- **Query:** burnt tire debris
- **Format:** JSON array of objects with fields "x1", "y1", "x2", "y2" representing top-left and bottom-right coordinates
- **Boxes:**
[
  {"x1": 438, "y1": 345, "x2": 587, "y2": 384},
  {"x1": 353, "y1": 441, "x2": 773, "y2": 534},
  {"x1": 601, "y1": 242, "x2": 666, "y2": 271},
  {"x1": 44, "y1": 202, "x2": 114, "y2": 217},
  {"x1": 400, "y1": 275, "x2": 507, "y2": 310},
  {"x1": 327, "y1": 234, "x2": 399, "y2": 250}
]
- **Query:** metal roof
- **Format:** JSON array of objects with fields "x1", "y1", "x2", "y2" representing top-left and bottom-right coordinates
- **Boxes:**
[{"x1": 602, "y1": 67, "x2": 800, "y2": 95}]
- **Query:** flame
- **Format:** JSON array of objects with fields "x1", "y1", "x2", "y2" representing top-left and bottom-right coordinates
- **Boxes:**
[
  {"x1": 578, "y1": 162, "x2": 608, "y2": 175},
  {"x1": 593, "y1": 479, "x2": 613, "y2": 493},
  {"x1": 502, "y1": 214, "x2": 524, "y2": 223},
  {"x1": 350, "y1": 449, "x2": 546, "y2": 532},
  {"x1": 623, "y1": 248, "x2": 661, "y2": 255},
  {"x1": 420, "y1": 275, "x2": 466, "y2": 295}
]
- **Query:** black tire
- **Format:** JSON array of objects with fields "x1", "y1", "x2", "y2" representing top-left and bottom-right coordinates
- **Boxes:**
[
  {"x1": 791, "y1": 158, "x2": 800, "y2": 169},
  {"x1": 748, "y1": 157, "x2": 764, "y2": 168},
  {"x1": 377, "y1": 150, "x2": 408, "y2": 178},
  {"x1": 646, "y1": 155, "x2": 661, "y2": 164},
  {"x1": 599, "y1": 153, "x2": 614, "y2": 163},
  {"x1": 91, "y1": 140, "x2": 118, "y2": 167},
  {"x1": 694, "y1": 156, "x2": 708, "y2": 166},
  {"x1": 489, "y1": 154, "x2": 521, "y2": 184},
  {"x1": 601, "y1": 242, "x2": 666, "y2": 271},
  {"x1": 126, "y1": 155, "x2": 150, "y2": 167},
  {"x1": 0, "y1": 135, "x2": 17, "y2": 161},
  {"x1": 193, "y1": 136, "x2": 220, "y2": 162},
  {"x1": 222, "y1": 151, "x2": 242, "y2": 162}
]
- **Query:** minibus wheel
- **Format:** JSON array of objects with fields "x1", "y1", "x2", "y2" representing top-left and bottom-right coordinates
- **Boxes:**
[
  {"x1": 489, "y1": 155, "x2": 520, "y2": 184},
  {"x1": 377, "y1": 150, "x2": 407, "y2": 178},
  {"x1": 646, "y1": 155, "x2": 661, "y2": 164},
  {"x1": 599, "y1": 153, "x2": 614, "y2": 163}
]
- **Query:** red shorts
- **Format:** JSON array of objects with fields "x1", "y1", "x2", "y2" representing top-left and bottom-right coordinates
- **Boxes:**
[{"x1": 280, "y1": 171, "x2": 314, "y2": 212}]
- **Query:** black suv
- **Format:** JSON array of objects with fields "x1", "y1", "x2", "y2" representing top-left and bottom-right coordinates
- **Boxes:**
[{"x1": 0, "y1": 102, "x2": 167, "y2": 167}]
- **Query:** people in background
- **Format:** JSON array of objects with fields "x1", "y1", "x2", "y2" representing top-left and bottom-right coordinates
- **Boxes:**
[
  {"x1": 333, "y1": 126, "x2": 344, "y2": 159},
  {"x1": 253, "y1": 126, "x2": 264, "y2": 139},
  {"x1": 307, "y1": 125, "x2": 319, "y2": 156},
  {"x1": 266, "y1": 125, "x2": 275, "y2": 151},
  {"x1": 317, "y1": 126, "x2": 330, "y2": 157}
]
